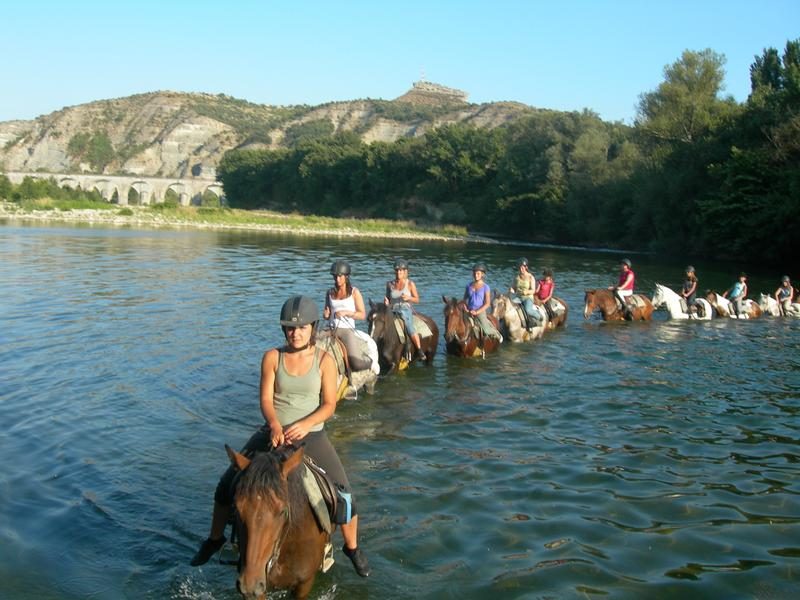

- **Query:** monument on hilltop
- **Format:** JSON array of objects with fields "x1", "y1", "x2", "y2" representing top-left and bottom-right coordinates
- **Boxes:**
[{"x1": 395, "y1": 80, "x2": 469, "y2": 105}]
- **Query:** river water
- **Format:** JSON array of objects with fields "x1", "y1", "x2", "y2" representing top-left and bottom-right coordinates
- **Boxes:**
[{"x1": 1, "y1": 223, "x2": 799, "y2": 600}]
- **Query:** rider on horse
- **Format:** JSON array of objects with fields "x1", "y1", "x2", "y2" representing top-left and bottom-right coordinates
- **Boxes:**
[
  {"x1": 723, "y1": 272, "x2": 748, "y2": 318},
  {"x1": 465, "y1": 263, "x2": 503, "y2": 342},
  {"x1": 385, "y1": 258, "x2": 426, "y2": 361},
  {"x1": 609, "y1": 258, "x2": 635, "y2": 319},
  {"x1": 190, "y1": 296, "x2": 370, "y2": 577},
  {"x1": 323, "y1": 259, "x2": 377, "y2": 373},
  {"x1": 509, "y1": 257, "x2": 541, "y2": 331},
  {"x1": 774, "y1": 275, "x2": 795, "y2": 316},
  {"x1": 535, "y1": 267, "x2": 556, "y2": 321},
  {"x1": 681, "y1": 265, "x2": 699, "y2": 314}
]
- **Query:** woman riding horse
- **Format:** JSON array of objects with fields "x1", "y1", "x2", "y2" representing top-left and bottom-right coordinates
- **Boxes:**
[
  {"x1": 464, "y1": 263, "x2": 503, "y2": 342},
  {"x1": 584, "y1": 288, "x2": 654, "y2": 321},
  {"x1": 190, "y1": 296, "x2": 370, "y2": 580},
  {"x1": 385, "y1": 258, "x2": 426, "y2": 361}
]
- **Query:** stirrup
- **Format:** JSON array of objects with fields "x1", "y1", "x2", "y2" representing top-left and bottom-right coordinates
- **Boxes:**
[{"x1": 321, "y1": 542, "x2": 335, "y2": 572}]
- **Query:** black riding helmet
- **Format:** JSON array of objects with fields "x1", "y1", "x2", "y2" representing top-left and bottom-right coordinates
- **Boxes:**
[
  {"x1": 330, "y1": 260, "x2": 351, "y2": 276},
  {"x1": 394, "y1": 258, "x2": 409, "y2": 270},
  {"x1": 517, "y1": 257, "x2": 529, "y2": 268},
  {"x1": 280, "y1": 295, "x2": 319, "y2": 327}
]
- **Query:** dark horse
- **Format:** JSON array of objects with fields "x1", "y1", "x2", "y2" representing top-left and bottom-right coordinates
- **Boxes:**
[
  {"x1": 442, "y1": 296, "x2": 502, "y2": 357},
  {"x1": 226, "y1": 444, "x2": 329, "y2": 600},
  {"x1": 367, "y1": 301, "x2": 438, "y2": 373},
  {"x1": 583, "y1": 289, "x2": 654, "y2": 321}
]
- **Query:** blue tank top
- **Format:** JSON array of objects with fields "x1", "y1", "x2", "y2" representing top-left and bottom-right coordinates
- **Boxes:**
[{"x1": 465, "y1": 282, "x2": 491, "y2": 311}]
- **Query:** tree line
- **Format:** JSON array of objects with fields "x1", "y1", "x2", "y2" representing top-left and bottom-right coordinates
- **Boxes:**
[{"x1": 217, "y1": 41, "x2": 799, "y2": 267}]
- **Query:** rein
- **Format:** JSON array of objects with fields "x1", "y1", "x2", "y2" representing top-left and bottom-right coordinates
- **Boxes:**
[{"x1": 446, "y1": 303, "x2": 472, "y2": 345}]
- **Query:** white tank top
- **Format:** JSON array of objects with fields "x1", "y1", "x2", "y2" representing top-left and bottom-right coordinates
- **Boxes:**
[{"x1": 327, "y1": 292, "x2": 357, "y2": 329}]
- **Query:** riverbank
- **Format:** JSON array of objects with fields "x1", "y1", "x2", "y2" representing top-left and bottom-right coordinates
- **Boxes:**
[{"x1": 0, "y1": 200, "x2": 491, "y2": 242}]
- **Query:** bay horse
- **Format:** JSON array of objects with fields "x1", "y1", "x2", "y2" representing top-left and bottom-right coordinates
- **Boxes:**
[
  {"x1": 442, "y1": 296, "x2": 502, "y2": 357},
  {"x1": 583, "y1": 289, "x2": 653, "y2": 321},
  {"x1": 226, "y1": 444, "x2": 329, "y2": 600},
  {"x1": 651, "y1": 283, "x2": 713, "y2": 320},
  {"x1": 491, "y1": 293, "x2": 546, "y2": 342},
  {"x1": 367, "y1": 301, "x2": 438, "y2": 373},
  {"x1": 704, "y1": 291, "x2": 762, "y2": 319}
]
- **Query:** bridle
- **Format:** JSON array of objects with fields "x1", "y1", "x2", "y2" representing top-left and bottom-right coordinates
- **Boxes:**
[{"x1": 444, "y1": 301, "x2": 471, "y2": 345}]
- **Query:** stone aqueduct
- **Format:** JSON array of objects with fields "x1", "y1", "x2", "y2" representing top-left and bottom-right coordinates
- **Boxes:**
[{"x1": 6, "y1": 172, "x2": 225, "y2": 206}]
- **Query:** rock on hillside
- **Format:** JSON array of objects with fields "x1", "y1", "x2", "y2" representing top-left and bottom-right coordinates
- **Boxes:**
[{"x1": 0, "y1": 83, "x2": 537, "y2": 179}]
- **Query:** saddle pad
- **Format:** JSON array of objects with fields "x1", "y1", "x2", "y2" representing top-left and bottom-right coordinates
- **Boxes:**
[
  {"x1": 393, "y1": 314, "x2": 433, "y2": 340},
  {"x1": 630, "y1": 295, "x2": 647, "y2": 308},
  {"x1": 300, "y1": 462, "x2": 333, "y2": 534}
]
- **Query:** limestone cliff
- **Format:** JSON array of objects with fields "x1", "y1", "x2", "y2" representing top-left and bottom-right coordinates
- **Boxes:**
[{"x1": 0, "y1": 84, "x2": 536, "y2": 179}]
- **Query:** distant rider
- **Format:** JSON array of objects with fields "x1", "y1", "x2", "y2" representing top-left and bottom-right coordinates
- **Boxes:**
[
  {"x1": 465, "y1": 263, "x2": 503, "y2": 342},
  {"x1": 509, "y1": 257, "x2": 541, "y2": 330},
  {"x1": 609, "y1": 258, "x2": 635, "y2": 319},
  {"x1": 723, "y1": 272, "x2": 748, "y2": 317},
  {"x1": 774, "y1": 275, "x2": 795, "y2": 316},
  {"x1": 384, "y1": 258, "x2": 426, "y2": 361},
  {"x1": 681, "y1": 266, "x2": 698, "y2": 314}
]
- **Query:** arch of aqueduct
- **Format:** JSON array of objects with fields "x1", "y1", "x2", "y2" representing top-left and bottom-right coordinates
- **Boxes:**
[{"x1": 5, "y1": 172, "x2": 225, "y2": 206}]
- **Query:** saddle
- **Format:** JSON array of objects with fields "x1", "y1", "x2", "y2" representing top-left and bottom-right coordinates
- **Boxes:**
[
  {"x1": 300, "y1": 455, "x2": 340, "y2": 535},
  {"x1": 392, "y1": 313, "x2": 433, "y2": 341}
]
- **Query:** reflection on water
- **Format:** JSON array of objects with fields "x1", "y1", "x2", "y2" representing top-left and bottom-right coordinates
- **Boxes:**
[{"x1": 1, "y1": 224, "x2": 799, "y2": 599}]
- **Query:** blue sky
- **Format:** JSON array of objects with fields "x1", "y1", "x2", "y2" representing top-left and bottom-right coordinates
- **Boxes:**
[{"x1": 2, "y1": 0, "x2": 798, "y2": 123}]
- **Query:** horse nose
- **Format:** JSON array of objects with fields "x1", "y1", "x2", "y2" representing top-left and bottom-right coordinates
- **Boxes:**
[{"x1": 237, "y1": 574, "x2": 267, "y2": 600}]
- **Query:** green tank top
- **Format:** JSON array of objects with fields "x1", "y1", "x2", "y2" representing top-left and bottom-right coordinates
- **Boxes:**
[
  {"x1": 274, "y1": 348, "x2": 324, "y2": 432},
  {"x1": 514, "y1": 273, "x2": 535, "y2": 298}
]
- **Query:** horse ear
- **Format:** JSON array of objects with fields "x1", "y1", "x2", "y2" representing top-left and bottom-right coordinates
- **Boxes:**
[
  {"x1": 226, "y1": 444, "x2": 251, "y2": 471},
  {"x1": 369, "y1": 299, "x2": 375, "y2": 309},
  {"x1": 280, "y1": 445, "x2": 305, "y2": 478},
  {"x1": 442, "y1": 295, "x2": 448, "y2": 304}
]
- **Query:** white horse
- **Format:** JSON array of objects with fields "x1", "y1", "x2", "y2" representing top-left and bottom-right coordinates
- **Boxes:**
[
  {"x1": 758, "y1": 293, "x2": 800, "y2": 317},
  {"x1": 704, "y1": 292, "x2": 762, "y2": 319},
  {"x1": 492, "y1": 294, "x2": 547, "y2": 342},
  {"x1": 651, "y1": 283, "x2": 713, "y2": 320}
]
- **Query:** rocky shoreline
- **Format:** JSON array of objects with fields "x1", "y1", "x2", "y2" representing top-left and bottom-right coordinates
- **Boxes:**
[{"x1": 0, "y1": 203, "x2": 487, "y2": 243}]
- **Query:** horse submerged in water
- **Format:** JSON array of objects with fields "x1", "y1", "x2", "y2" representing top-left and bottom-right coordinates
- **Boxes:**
[
  {"x1": 226, "y1": 444, "x2": 329, "y2": 600},
  {"x1": 583, "y1": 289, "x2": 653, "y2": 321},
  {"x1": 491, "y1": 293, "x2": 547, "y2": 342},
  {"x1": 704, "y1": 291, "x2": 762, "y2": 319},
  {"x1": 367, "y1": 301, "x2": 438, "y2": 373},
  {"x1": 442, "y1": 296, "x2": 502, "y2": 357},
  {"x1": 758, "y1": 293, "x2": 800, "y2": 317},
  {"x1": 650, "y1": 283, "x2": 713, "y2": 320}
]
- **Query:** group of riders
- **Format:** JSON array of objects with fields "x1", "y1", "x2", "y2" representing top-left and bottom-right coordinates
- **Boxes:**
[
  {"x1": 677, "y1": 266, "x2": 796, "y2": 318},
  {"x1": 188, "y1": 256, "x2": 564, "y2": 580},
  {"x1": 189, "y1": 256, "x2": 797, "y2": 583}
]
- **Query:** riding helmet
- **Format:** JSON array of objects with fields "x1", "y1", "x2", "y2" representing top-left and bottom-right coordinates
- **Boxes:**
[
  {"x1": 517, "y1": 257, "x2": 529, "y2": 268},
  {"x1": 330, "y1": 259, "x2": 351, "y2": 276},
  {"x1": 473, "y1": 263, "x2": 488, "y2": 273},
  {"x1": 621, "y1": 258, "x2": 632, "y2": 268},
  {"x1": 782, "y1": 275, "x2": 791, "y2": 283},
  {"x1": 686, "y1": 265, "x2": 695, "y2": 273},
  {"x1": 279, "y1": 295, "x2": 319, "y2": 326},
  {"x1": 393, "y1": 258, "x2": 409, "y2": 270}
]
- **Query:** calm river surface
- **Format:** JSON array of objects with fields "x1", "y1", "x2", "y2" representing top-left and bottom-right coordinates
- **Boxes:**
[{"x1": 2, "y1": 223, "x2": 799, "y2": 600}]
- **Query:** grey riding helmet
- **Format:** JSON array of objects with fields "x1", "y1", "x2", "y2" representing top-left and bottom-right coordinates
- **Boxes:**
[
  {"x1": 621, "y1": 258, "x2": 632, "y2": 268},
  {"x1": 330, "y1": 260, "x2": 351, "y2": 276},
  {"x1": 279, "y1": 295, "x2": 319, "y2": 327},
  {"x1": 394, "y1": 258, "x2": 409, "y2": 270},
  {"x1": 473, "y1": 263, "x2": 488, "y2": 273},
  {"x1": 517, "y1": 257, "x2": 529, "y2": 268}
]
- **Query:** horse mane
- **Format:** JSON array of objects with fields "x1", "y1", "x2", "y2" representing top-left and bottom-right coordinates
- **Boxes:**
[{"x1": 236, "y1": 449, "x2": 306, "y2": 527}]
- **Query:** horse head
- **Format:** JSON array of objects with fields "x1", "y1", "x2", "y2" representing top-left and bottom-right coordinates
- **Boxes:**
[
  {"x1": 442, "y1": 296, "x2": 468, "y2": 343},
  {"x1": 368, "y1": 300, "x2": 402, "y2": 373},
  {"x1": 651, "y1": 283, "x2": 667, "y2": 308},
  {"x1": 227, "y1": 444, "x2": 306, "y2": 600},
  {"x1": 491, "y1": 293, "x2": 508, "y2": 320},
  {"x1": 583, "y1": 289, "x2": 598, "y2": 319}
]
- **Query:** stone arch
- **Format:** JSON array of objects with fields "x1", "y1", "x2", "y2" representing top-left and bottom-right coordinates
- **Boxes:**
[
  {"x1": 131, "y1": 180, "x2": 152, "y2": 205},
  {"x1": 167, "y1": 182, "x2": 189, "y2": 206}
]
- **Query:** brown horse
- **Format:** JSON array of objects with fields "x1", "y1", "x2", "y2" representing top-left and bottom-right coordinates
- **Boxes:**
[
  {"x1": 442, "y1": 296, "x2": 502, "y2": 357},
  {"x1": 542, "y1": 296, "x2": 569, "y2": 329},
  {"x1": 367, "y1": 301, "x2": 438, "y2": 373},
  {"x1": 226, "y1": 444, "x2": 329, "y2": 600},
  {"x1": 583, "y1": 289, "x2": 654, "y2": 321}
]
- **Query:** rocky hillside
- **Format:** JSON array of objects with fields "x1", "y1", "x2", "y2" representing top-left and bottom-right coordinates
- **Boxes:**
[{"x1": 0, "y1": 83, "x2": 536, "y2": 179}]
